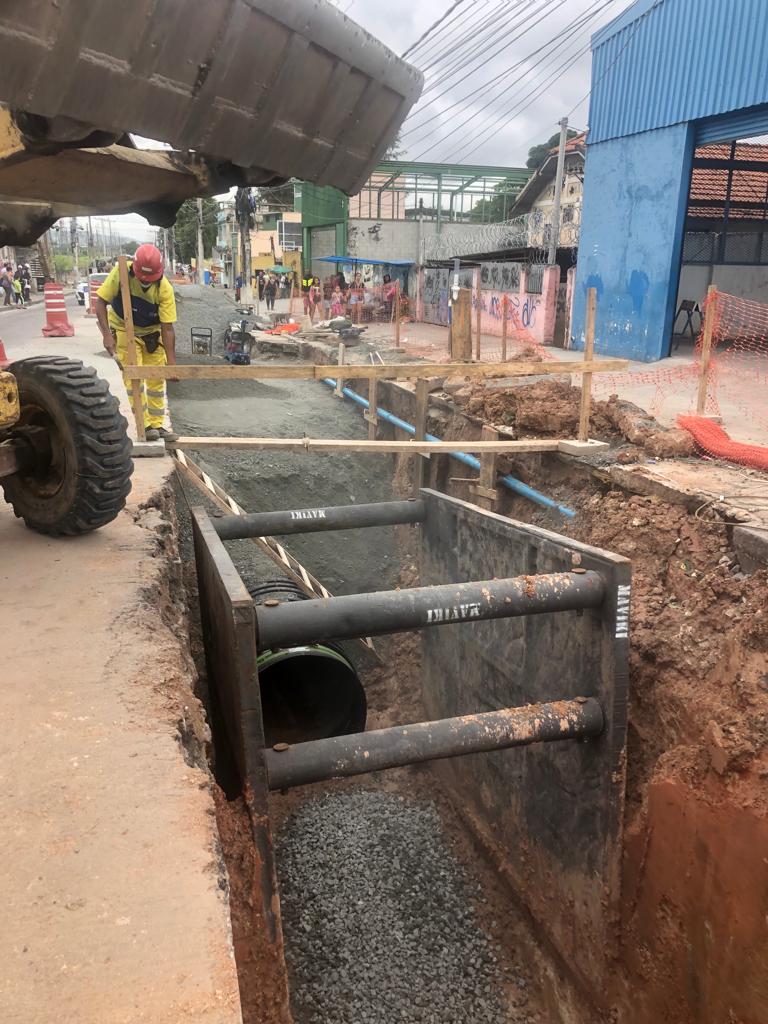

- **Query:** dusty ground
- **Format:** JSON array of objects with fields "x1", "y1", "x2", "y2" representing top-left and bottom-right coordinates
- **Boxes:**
[
  {"x1": 168, "y1": 288, "x2": 768, "y2": 1023},
  {"x1": 0, "y1": 459, "x2": 242, "y2": 1024},
  {"x1": 168, "y1": 292, "x2": 546, "y2": 1024}
]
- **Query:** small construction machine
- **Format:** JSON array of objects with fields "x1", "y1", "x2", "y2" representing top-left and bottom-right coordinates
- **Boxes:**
[
  {"x1": 0, "y1": 0, "x2": 422, "y2": 536},
  {"x1": 0, "y1": 358, "x2": 133, "y2": 535}
]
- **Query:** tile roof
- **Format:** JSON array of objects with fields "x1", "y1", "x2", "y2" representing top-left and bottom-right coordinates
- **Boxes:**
[{"x1": 689, "y1": 142, "x2": 768, "y2": 221}]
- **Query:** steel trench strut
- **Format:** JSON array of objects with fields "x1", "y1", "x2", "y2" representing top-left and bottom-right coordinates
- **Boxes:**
[
  {"x1": 213, "y1": 498, "x2": 426, "y2": 542},
  {"x1": 263, "y1": 697, "x2": 605, "y2": 790},
  {"x1": 255, "y1": 570, "x2": 605, "y2": 650}
]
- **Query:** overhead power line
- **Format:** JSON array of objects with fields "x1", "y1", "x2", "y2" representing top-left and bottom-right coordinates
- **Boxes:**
[
  {"x1": 444, "y1": 34, "x2": 595, "y2": 162},
  {"x1": 401, "y1": 0, "x2": 472, "y2": 59},
  {"x1": 410, "y1": 0, "x2": 618, "y2": 160},
  {"x1": 408, "y1": 0, "x2": 491, "y2": 66},
  {"x1": 421, "y1": 0, "x2": 564, "y2": 98},
  {"x1": 401, "y1": 0, "x2": 614, "y2": 140},
  {"x1": 417, "y1": 0, "x2": 527, "y2": 75},
  {"x1": 565, "y1": 0, "x2": 663, "y2": 117}
]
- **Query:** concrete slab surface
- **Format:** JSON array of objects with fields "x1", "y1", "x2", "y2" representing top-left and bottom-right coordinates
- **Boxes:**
[{"x1": 0, "y1": 459, "x2": 242, "y2": 1024}]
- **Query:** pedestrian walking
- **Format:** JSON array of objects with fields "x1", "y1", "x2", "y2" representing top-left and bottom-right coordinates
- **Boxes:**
[
  {"x1": 257, "y1": 271, "x2": 265, "y2": 302},
  {"x1": 94, "y1": 244, "x2": 179, "y2": 442},
  {"x1": 264, "y1": 274, "x2": 277, "y2": 311},
  {"x1": 235, "y1": 274, "x2": 243, "y2": 303},
  {"x1": 0, "y1": 264, "x2": 12, "y2": 306},
  {"x1": 12, "y1": 275, "x2": 24, "y2": 307},
  {"x1": 22, "y1": 264, "x2": 32, "y2": 303}
]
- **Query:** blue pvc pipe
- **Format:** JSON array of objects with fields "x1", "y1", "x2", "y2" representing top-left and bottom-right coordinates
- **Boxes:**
[{"x1": 322, "y1": 378, "x2": 576, "y2": 519}]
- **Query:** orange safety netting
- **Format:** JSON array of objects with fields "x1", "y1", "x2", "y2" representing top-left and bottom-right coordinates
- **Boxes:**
[
  {"x1": 594, "y1": 289, "x2": 768, "y2": 432},
  {"x1": 679, "y1": 416, "x2": 768, "y2": 472}
]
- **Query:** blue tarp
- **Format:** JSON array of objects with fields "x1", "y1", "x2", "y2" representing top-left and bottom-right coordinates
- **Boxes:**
[{"x1": 317, "y1": 256, "x2": 414, "y2": 266}]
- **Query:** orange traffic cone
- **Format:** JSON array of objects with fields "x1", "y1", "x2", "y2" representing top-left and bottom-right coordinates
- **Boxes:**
[
  {"x1": 0, "y1": 339, "x2": 9, "y2": 369},
  {"x1": 41, "y1": 282, "x2": 75, "y2": 337}
]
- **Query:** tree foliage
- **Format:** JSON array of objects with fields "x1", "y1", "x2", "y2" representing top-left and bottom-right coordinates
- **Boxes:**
[
  {"x1": 468, "y1": 180, "x2": 521, "y2": 223},
  {"x1": 526, "y1": 129, "x2": 579, "y2": 170},
  {"x1": 173, "y1": 198, "x2": 218, "y2": 262}
]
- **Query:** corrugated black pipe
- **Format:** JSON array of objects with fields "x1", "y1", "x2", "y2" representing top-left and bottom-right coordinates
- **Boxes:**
[{"x1": 248, "y1": 579, "x2": 367, "y2": 747}]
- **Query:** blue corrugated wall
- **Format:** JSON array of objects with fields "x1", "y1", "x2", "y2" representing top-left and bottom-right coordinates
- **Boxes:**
[
  {"x1": 589, "y1": 0, "x2": 768, "y2": 145},
  {"x1": 573, "y1": 0, "x2": 768, "y2": 361}
]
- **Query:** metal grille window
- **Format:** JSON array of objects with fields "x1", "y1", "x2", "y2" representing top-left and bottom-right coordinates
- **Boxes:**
[
  {"x1": 526, "y1": 264, "x2": 545, "y2": 294},
  {"x1": 723, "y1": 232, "x2": 762, "y2": 263},
  {"x1": 683, "y1": 231, "x2": 718, "y2": 263}
]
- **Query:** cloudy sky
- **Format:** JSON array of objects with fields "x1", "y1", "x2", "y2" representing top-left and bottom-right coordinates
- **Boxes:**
[
  {"x1": 107, "y1": 0, "x2": 631, "y2": 242},
  {"x1": 348, "y1": 0, "x2": 631, "y2": 164}
]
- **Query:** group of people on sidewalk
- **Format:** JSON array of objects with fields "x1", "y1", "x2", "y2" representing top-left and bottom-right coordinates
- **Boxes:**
[
  {"x1": 0, "y1": 263, "x2": 32, "y2": 308},
  {"x1": 301, "y1": 269, "x2": 399, "y2": 324}
]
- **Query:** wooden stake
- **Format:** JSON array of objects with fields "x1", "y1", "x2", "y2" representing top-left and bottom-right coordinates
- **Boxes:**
[
  {"x1": 578, "y1": 287, "x2": 597, "y2": 442},
  {"x1": 334, "y1": 342, "x2": 345, "y2": 397},
  {"x1": 118, "y1": 255, "x2": 145, "y2": 441},
  {"x1": 501, "y1": 294, "x2": 509, "y2": 361},
  {"x1": 471, "y1": 424, "x2": 500, "y2": 510},
  {"x1": 450, "y1": 288, "x2": 472, "y2": 362},
  {"x1": 697, "y1": 284, "x2": 717, "y2": 415},
  {"x1": 475, "y1": 287, "x2": 482, "y2": 361},
  {"x1": 394, "y1": 281, "x2": 401, "y2": 348},
  {"x1": 414, "y1": 378, "x2": 430, "y2": 491},
  {"x1": 364, "y1": 378, "x2": 379, "y2": 439}
]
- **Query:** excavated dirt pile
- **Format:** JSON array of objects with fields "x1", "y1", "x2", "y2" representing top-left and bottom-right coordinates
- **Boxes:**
[
  {"x1": 449, "y1": 378, "x2": 696, "y2": 459},
  {"x1": 573, "y1": 491, "x2": 768, "y2": 805}
]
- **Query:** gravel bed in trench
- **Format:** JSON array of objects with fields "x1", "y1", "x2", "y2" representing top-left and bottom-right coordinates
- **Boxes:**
[{"x1": 276, "y1": 788, "x2": 535, "y2": 1024}]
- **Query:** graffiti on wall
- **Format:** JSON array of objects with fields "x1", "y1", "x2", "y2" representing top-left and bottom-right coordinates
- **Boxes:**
[{"x1": 480, "y1": 262, "x2": 522, "y2": 291}]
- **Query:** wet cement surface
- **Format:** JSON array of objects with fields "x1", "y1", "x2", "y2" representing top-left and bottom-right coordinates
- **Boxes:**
[{"x1": 168, "y1": 366, "x2": 400, "y2": 595}]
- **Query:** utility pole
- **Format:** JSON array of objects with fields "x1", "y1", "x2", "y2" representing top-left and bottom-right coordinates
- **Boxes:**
[
  {"x1": 196, "y1": 197, "x2": 205, "y2": 285},
  {"x1": 168, "y1": 226, "x2": 175, "y2": 274},
  {"x1": 548, "y1": 116, "x2": 569, "y2": 266},
  {"x1": 230, "y1": 215, "x2": 238, "y2": 290},
  {"x1": 236, "y1": 187, "x2": 254, "y2": 304},
  {"x1": 70, "y1": 217, "x2": 79, "y2": 280}
]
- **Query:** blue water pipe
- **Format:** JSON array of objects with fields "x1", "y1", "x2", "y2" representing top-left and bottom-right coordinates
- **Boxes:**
[{"x1": 322, "y1": 378, "x2": 576, "y2": 519}]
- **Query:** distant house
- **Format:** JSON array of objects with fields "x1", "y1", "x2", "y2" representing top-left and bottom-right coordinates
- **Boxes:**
[{"x1": 507, "y1": 133, "x2": 587, "y2": 259}]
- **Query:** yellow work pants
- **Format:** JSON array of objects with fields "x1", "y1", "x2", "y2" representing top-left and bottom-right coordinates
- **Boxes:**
[{"x1": 115, "y1": 330, "x2": 167, "y2": 430}]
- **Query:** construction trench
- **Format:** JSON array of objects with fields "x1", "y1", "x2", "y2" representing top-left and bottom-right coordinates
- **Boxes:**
[{"x1": 167, "y1": 296, "x2": 768, "y2": 1024}]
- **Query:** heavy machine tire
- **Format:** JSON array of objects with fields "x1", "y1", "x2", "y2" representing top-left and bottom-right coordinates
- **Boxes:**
[{"x1": 1, "y1": 357, "x2": 133, "y2": 536}]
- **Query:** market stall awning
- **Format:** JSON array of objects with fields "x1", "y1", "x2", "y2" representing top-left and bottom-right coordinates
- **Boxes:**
[{"x1": 317, "y1": 256, "x2": 414, "y2": 266}]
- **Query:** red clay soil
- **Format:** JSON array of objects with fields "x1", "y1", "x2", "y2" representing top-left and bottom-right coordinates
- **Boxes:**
[
  {"x1": 425, "y1": 373, "x2": 768, "y2": 1022},
  {"x1": 213, "y1": 790, "x2": 292, "y2": 1024},
  {"x1": 568, "y1": 491, "x2": 768, "y2": 1023},
  {"x1": 395, "y1": 376, "x2": 768, "y2": 1022},
  {"x1": 453, "y1": 379, "x2": 696, "y2": 458}
]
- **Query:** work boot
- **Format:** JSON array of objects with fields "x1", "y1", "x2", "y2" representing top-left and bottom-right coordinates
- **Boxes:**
[
  {"x1": 157, "y1": 427, "x2": 179, "y2": 443},
  {"x1": 144, "y1": 427, "x2": 160, "y2": 441}
]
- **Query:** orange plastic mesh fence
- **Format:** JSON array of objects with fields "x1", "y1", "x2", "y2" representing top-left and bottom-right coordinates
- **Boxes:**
[
  {"x1": 679, "y1": 416, "x2": 768, "y2": 472},
  {"x1": 592, "y1": 289, "x2": 768, "y2": 430}
]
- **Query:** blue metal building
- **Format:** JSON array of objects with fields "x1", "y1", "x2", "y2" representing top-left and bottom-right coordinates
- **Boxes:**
[{"x1": 572, "y1": 0, "x2": 768, "y2": 361}]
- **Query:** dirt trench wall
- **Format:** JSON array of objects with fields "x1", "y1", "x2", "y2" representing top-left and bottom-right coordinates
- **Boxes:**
[{"x1": 348, "y1": 375, "x2": 768, "y2": 1024}]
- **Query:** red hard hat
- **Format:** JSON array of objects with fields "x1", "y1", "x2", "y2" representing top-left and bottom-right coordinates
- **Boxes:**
[{"x1": 133, "y1": 244, "x2": 164, "y2": 283}]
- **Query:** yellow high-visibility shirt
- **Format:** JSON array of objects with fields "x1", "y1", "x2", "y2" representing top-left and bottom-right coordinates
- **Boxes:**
[{"x1": 96, "y1": 262, "x2": 176, "y2": 337}]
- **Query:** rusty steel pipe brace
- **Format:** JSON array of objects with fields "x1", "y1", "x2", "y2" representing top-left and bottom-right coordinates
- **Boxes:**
[
  {"x1": 255, "y1": 570, "x2": 605, "y2": 650},
  {"x1": 213, "y1": 498, "x2": 426, "y2": 542},
  {"x1": 263, "y1": 697, "x2": 605, "y2": 790}
]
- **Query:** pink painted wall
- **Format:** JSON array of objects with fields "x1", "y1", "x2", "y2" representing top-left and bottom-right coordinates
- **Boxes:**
[{"x1": 470, "y1": 266, "x2": 559, "y2": 346}]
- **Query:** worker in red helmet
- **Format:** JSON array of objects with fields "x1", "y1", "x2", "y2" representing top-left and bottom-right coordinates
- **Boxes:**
[{"x1": 94, "y1": 244, "x2": 178, "y2": 441}]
